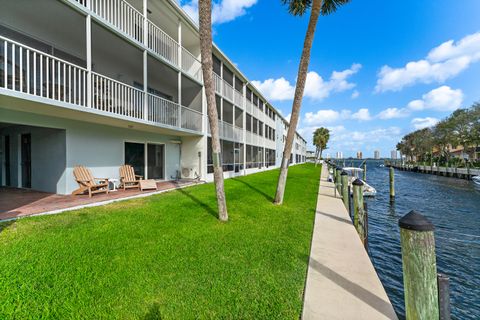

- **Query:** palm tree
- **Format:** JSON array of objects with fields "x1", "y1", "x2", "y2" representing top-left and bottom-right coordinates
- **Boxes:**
[
  {"x1": 198, "y1": 0, "x2": 228, "y2": 221},
  {"x1": 274, "y1": 0, "x2": 351, "y2": 205},
  {"x1": 313, "y1": 127, "x2": 330, "y2": 165}
]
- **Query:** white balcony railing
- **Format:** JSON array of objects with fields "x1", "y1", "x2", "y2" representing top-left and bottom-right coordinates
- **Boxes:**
[
  {"x1": 92, "y1": 72, "x2": 144, "y2": 119},
  {"x1": 181, "y1": 107, "x2": 202, "y2": 132},
  {"x1": 234, "y1": 89, "x2": 243, "y2": 107},
  {"x1": 245, "y1": 100, "x2": 253, "y2": 114},
  {"x1": 223, "y1": 80, "x2": 233, "y2": 102},
  {"x1": 214, "y1": 73, "x2": 222, "y2": 95},
  {"x1": 181, "y1": 48, "x2": 202, "y2": 83},
  {"x1": 1, "y1": 36, "x2": 203, "y2": 134},
  {"x1": 147, "y1": 93, "x2": 179, "y2": 127},
  {"x1": 89, "y1": 0, "x2": 144, "y2": 43},
  {"x1": 1, "y1": 36, "x2": 88, "y2": 106},
  {"x1": 147, "y1": 20, "x2": 179, "y2": 67},
  {"x1": 234, "y1": 126, "x2": 243, "y2": 141}
]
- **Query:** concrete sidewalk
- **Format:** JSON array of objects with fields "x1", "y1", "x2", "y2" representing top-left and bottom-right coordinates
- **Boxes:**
[{"x1": 302, "y1": 165, "x2": 398, "y2": 320}]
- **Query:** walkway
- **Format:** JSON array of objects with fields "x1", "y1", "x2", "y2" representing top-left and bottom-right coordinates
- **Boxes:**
[
  {"x1": 0, "y1": 180, "x2": 199, "y2": 221},
  {"x1": 302, "y1": 165, "x2": 397, "y2": 319}
]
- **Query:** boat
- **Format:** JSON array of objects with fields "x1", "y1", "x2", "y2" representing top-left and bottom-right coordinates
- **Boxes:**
[
  {"x1": 473, "y1": 176, "x2": 480, "y2": 186},
  {"x1": 342, "y1": 167, "x2": 377, "y2": 196}
]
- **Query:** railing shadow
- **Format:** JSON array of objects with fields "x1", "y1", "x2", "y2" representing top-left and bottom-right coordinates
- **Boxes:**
[
  {"x1": 230, "y1": 178, "x2": 274, "y2": 202},
  {"x1": 143, "y1": 302, "x2": 162, "y2": 320},
  {"x1": 0, "y1": 220, "x2": 15, "y2": 234}
]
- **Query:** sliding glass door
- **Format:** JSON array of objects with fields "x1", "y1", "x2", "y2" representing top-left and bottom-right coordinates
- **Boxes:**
[
  {"x1": 147, "y1": 144, "x2": 164, "y2": 180},
  {"x1": 124, "y1": 142, "x2": 165, "y2": 180}
]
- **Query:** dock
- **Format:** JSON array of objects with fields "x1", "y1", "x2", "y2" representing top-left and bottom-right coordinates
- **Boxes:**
[
  {"x1": 388, "y1": 163, "x2": 479, "y2": 180},
  {"x1": 302, "y1": 165, "x2": 397, "y2": 320}
]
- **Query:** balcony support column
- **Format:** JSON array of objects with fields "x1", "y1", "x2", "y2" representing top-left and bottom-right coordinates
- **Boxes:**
[
  {"x1": 86, "y1": 14, "x2": 92, "y2": 108},
  {"x1": 143, "y1": 0, "x2": 148, "y2": 121},
  {"x1": 178, "y1": 20, "x2": 182, "y2": 128}
]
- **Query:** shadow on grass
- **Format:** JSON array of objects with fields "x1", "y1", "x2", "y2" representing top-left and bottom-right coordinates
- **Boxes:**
[
  {"x1": 231, "y1": 178, "x2": 274, "y2": 202},
  {"x1": 0, "y1": 220, "x2": 15, "y2": 234},
  {"x1": 143, "y1": 303, "x2": 162, "y2": 320},
  {"x1": 176, "y1": 188, "x2": 218, "y2": 219}
]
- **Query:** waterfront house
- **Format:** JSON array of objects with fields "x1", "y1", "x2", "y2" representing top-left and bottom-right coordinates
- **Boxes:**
[{"x1": 0, "y1": 0, "x2": 307, "y2": 195}]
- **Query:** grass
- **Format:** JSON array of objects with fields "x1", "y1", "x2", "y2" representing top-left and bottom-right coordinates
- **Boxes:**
[{"x1": 0, "y1": 164, "x2": 321, "y2": 319}]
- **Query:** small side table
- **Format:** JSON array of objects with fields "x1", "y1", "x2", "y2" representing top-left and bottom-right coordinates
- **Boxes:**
[{"x1": 109, "y1": 178, "x2": 120, "y2": 192}]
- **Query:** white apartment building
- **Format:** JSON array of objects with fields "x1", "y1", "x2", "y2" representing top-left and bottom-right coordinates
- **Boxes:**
[
  {"x1": 0, "y1": 0, "x2": 307, "y2": 195},
  {"x1": 374, "y1": 150, "x2": 380, "y2": 159}
]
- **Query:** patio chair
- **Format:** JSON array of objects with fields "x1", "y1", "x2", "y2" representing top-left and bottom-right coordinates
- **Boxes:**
[
  {"x1": 119, "y1": 165, "x2": 143, "y2": 190},
  {"x1": 72, "y1": 165, "x2": 109, "y2": 198}
]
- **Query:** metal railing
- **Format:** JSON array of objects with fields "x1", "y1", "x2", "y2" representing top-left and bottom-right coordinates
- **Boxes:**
[
  {"x1": 1, "y1": 36, "x2": 88, "y2": 106},
  {"x1": 214, "y1": 72, "x2": 222, "y2": 95},
  {"x1": 147, "y1": 20, "x2": 179, "y2": 67},
  {"x1": 147, "y1": 93, "x2": 179, "y2": 127},
  {"x1": 223, "y1": 80, "x2": 233, "y2": 102},
  {"x1": 181, "y1": 106, "x2": 202, "y2": 132},
  {"x1": 91, "y1": 72, "x2": 144, "y2": 119},
  {"x1": 89, "y1": 0, "x2": 144, "y2": 43},
  {"x1": 181, "y1": 48, "x2": 202, "y2": 83},
  {"x1": 234, "y1": 89, "x2": 243, "y2": 107}
]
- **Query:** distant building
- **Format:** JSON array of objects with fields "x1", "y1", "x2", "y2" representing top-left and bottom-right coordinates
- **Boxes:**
[
  {"x1": 391, "y1": 150, "x2": 397, "y2": 159},
  {"x1": 326, "y1": 153, "x2": 331, "y2": 159},
  {"x1": 374, "y1": 150, "x2": 380, "y2": 159},
  {"x1": 336, "y1": 152, "x2": 343, "y2": 159},
  {"x1": 356, "y1": 151, "x2": 363, "y2": 159}
]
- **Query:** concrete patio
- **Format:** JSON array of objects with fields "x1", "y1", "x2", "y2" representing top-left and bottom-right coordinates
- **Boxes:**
[{"x1": 0, "y1": 180, "x2": 200, "y2": 221}]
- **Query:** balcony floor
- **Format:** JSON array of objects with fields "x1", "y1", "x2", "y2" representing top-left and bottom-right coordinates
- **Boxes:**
[{"x1": 0, "y1": 180, "x2": 199, "y2": 221}]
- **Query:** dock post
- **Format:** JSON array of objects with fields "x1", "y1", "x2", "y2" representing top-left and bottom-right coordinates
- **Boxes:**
[
  {"x1": 399, "y1": 211, "x2": 439, "y2": 319},
  {"x1": 341, "y1": 171, "x2": 349, "y2": 210},
  {"x1": 352, "y1": 179, "x2": 365, "y2": 244},
  {"x1": 466, "y1": 162, "x2": 471, "y2": 180},
  {"x1": 389, "y1": 167, "x2": 395, "y2": 199},
  {"x1": 363, "y1": 162, "x2": 367, "y2": 181},
  {"x1": 335, "y1": 168, "x2": 342, "y2": 192},
  {"x1": 438, "y1": 273, "x2": 451, "y2": 320}
]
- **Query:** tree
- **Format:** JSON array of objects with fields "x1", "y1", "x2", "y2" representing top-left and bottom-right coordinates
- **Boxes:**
[
  {"x1": 274, "y1": 0, "x2": 351, "y2": 205},
  {"x1": 198, "y1": 0, "x2": 228, "y2": 221},
  {"x1": 313, "y1": 127, "x2": 330, "y2": 166}
]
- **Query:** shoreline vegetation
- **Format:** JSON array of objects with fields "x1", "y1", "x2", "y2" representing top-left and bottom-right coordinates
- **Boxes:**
[
  {"x1": 396, "y1": 102, "x2": 480, "y2": 168},
  {"x1": 0, "y1": 164, "x2": 320, "y2": 319}
]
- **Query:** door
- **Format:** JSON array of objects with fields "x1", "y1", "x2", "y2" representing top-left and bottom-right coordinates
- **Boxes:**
[
  {"x1": 4, "y1": 136, "x2": 10, "y2": 186},
  {"x1": 124, "y1": 142, "x2": 145, "y2": 178},
  {"x1": 147, "y1": 144, "x2": 165, "y2": 180},
  {"x1": 21, "y1": 134, "x2": 31, "y2": 188}
]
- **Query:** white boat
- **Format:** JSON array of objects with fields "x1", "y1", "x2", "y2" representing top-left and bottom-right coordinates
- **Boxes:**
[
  {"x1": 473, "y1": 176, "x2": 480, "y2": 186},
  {"x1": 342, "y1": 167, "x2": 377, "y2": 196}
]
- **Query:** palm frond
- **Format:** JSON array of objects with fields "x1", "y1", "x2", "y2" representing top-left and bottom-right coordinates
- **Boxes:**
[
  {"x1": 281, "y1": 0, "x2": 351, "y2": 16},
  {"x1": 321, "y1": 0, "x2": 351, "y2": 15}
]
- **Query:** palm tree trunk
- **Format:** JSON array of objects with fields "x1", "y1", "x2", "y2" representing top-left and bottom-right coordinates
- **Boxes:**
[
  {"x1": 274, "y1": 0, "x2": 322, "y2": 205},
  {"x1": 314, "y1": 147, "x2": 319, "y2": 167},
  {"x1": 199, "y1": 0, "x2": 228, "y2": 221}
]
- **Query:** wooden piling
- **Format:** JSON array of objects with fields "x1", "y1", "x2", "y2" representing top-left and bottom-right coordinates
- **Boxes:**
[
  {"x1": 352, "y1": 179, "x2": 365, "y2": 244},
  {"x1": 399, "y1": 211, "x2": 439, "y2": 319},
  {"x1": 335, "y1": 168, "x2": 342, "y2": 192},
  {"x1": 341, "y1": 171, "x2": 349, "y2": 210},
  {"x1": 363, "y1": 162, "x2": 367, "y2": 181},
  {"x1": 438, "y1": 273, "x2": 451, "y2": 320},
  {"x1": 389, "y1": 167, "x2": 395, "y2": 199}
]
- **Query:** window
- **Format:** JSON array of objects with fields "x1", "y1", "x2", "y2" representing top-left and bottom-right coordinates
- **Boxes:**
[
  {"x1": 246, "y1": 114, "x2": 252, "y2": 132},
  {"x1": 259, "y1": 121, "x2": 263, "y2": 137},
  {"x1": 253, "y1": 118, "x2": 258, "y2": 134}
]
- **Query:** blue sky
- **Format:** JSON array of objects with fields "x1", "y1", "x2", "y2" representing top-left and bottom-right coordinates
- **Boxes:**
[{"x1": 180, "y1": 0, "x2": 480, "y2": 158}]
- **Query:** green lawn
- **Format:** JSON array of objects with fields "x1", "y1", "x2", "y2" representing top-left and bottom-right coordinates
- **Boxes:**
[{"x1": 0, "y1": 164, "x2": 321, "y2": 319}]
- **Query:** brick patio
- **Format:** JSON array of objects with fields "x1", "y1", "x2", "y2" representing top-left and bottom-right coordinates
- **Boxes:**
[{"x1": 0, "y1": 180, "x2": 199, "y2": 221}]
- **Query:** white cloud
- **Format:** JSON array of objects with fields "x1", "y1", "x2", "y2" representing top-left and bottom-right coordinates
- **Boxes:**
[
  {"x1": 376, "y1": 85, "x2": 463, "y2": 119},
  {"x1": 251, "y1": 78, "x2": 294, "y2": 101},
  {"x1": 351, "y1": 90, "x2": 360, "y2": 99},
  {"x1": 181, "y1": 0, "x2": 257, "y2": 25},
  {"x1": 252, "y1": 64, "x2": 361, "y2": 101},
  {"x1": 377, "y1": 107, "x2": 410, "y2": 120},
  {"x1": 375, "y1": 32, "x2": 480, "y2": 92},
  {"x1": 351, "y1": 108, "x2": 371, "y2": 121},
  {"x1": 411, "y1": 117, "x2": 439, "y2": 130},
  {"x1": 406, "y1": 85, "x2": 463, "y2": 112},
  {"x1": 304, "y1": 109, "x2": 341, "y2": 126}
]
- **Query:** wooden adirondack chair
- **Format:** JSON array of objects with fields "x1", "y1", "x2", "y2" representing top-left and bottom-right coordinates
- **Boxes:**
[
  {"x1": 72, "y1": 166, "x2": 109, "y2": 197},
  {"x1": 119, "y1": 165, "x2": 143, "y2": 190}
]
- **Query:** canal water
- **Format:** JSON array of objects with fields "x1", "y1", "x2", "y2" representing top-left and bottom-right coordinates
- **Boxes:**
[{"x1": 342, "y1": 160, "x2": 479, "y2": 319}]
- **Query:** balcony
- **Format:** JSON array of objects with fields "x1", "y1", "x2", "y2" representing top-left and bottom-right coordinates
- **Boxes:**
[
  {"x1": 1, "y1": 35, "x2": 202, "y2": 133},
  {"x1": 234, "y1": 89, "x2": 243, "y2": 108},
  {"x1": 70, "y1": 0, "x2": 202, "y2": 83},
  {"x1": 207, "y1": 120, "x2": 243, "y2": 142}
]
